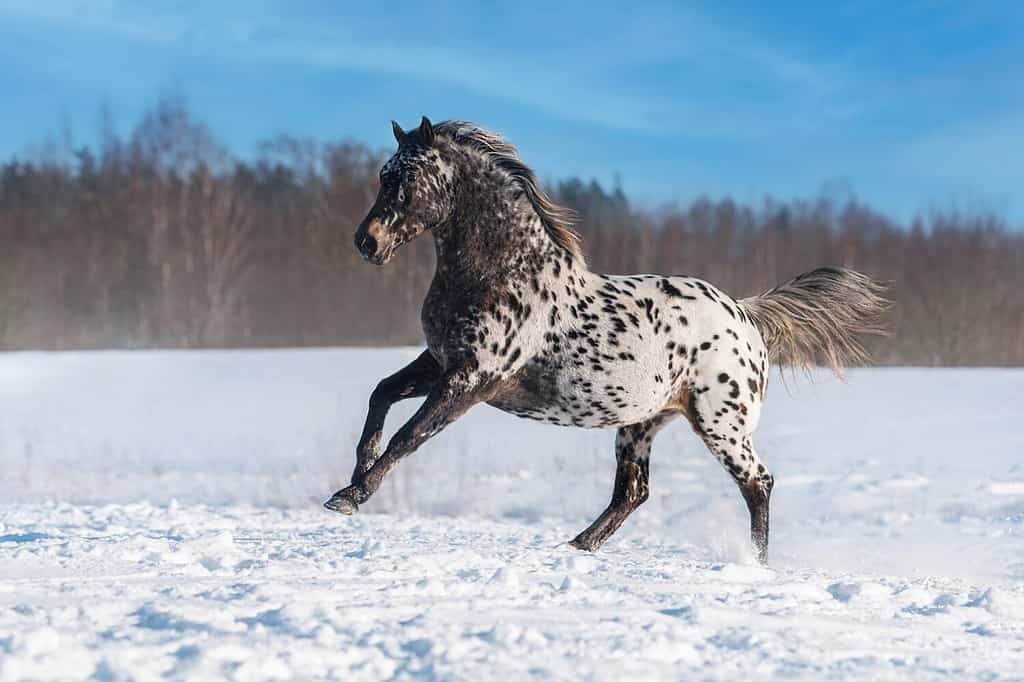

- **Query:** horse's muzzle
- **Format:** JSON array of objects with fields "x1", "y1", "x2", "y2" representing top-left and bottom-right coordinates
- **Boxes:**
[
  {"x1": 354, "y1": 216, "x2": 395, "y2": 264},
  {"x1": 354, "y1": 231, "x2": 378, "y2": 261}
]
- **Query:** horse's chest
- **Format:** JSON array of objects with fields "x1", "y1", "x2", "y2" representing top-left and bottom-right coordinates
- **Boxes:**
[
  {"x1": 421, "y1": 288, "x2": 450, "y2": 363},
  {"x1": 421, "y1": 297, "x2": 462, "y2": 370},
  {"x1": 421, "y1": 280, "x2": 495, "y2": 369}
]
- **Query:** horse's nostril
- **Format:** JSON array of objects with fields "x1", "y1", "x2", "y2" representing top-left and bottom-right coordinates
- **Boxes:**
[{"x1": 355, "y1": 232, "x2": 378, "y2": 255}]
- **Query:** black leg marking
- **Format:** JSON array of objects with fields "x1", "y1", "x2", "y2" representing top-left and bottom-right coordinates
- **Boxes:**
[
  {"x1": 326, "y1": 367, "x2": 489, "y2": 514},
  {"x1": 741, "y1": 474, "x2": 774, "y2": 564},
  {"x1": 570, "y1": 414, "x2": 673, "y2": 551},
  {"x1": 697, "y1": 432, "x2": 774, "y2": 564},
  {"x1": 351, "y1": 350, "x2": 441, "y2": 484}
]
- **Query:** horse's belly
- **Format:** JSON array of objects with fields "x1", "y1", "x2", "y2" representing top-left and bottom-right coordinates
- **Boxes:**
[{"x1": 486, "y1": 360, "x2": 671, "y2": 429}]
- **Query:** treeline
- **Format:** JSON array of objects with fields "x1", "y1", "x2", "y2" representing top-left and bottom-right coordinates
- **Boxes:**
[{"x1": 2, "y1": 98, "x2": 1022, "y2": 365}]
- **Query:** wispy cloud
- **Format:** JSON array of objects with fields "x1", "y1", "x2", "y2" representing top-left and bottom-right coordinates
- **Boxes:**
[
  {"x1": 2, "y1": 0, "x2": 1021, "y2": 220},
  {"x1": 0, "y1": 1, "x2": 857, "y2": 140}
]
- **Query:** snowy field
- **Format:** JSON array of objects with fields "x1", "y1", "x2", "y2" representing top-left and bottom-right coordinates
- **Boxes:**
[{"x1": 1, "y1": 349, "x2": 1022, "y2": 680}]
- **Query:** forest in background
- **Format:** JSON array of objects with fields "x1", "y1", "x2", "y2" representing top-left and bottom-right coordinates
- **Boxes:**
[{"x1": 2, "y1": 98, "x2": 1022, "y2": 365}]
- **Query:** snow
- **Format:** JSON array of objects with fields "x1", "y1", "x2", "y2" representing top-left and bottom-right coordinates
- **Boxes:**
[{"x1": 1, "y1": 349, "x2": 1023, "y2": 680}]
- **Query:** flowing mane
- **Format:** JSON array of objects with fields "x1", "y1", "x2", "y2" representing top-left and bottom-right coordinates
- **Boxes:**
[{"x1": 433, "y1": 121, "x2": 585, "y2": 261}]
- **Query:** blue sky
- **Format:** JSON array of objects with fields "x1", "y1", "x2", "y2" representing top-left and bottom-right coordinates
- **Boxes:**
[{"x1": 1, "y1": 1, "x2": 1022, "y2": 222}]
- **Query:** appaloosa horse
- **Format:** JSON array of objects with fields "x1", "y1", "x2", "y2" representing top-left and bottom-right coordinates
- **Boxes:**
[{"x1": 325, "y1": 117, "x2": 887, "y2": 563}]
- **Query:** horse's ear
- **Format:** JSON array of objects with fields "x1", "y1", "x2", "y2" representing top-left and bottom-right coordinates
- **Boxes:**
[
  {"x1": 418, "y1": 116, "x2": 435, "y2": 146},
  {"x1": 391, "y1": 120, "x2": 406, "y2": 145}
]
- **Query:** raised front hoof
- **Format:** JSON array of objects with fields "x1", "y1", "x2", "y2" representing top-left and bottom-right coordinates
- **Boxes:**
[
  {"x1": 568, "y1": 535, "x2": 601, "y2": 552},
  {"x1": 324, "y1": 493, "x2": 359, "y2": 515}
]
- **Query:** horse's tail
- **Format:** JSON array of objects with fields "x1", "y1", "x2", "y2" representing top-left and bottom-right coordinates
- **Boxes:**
[{"x1": 741, "y1": 267, "x2": 889, "y2": 376}]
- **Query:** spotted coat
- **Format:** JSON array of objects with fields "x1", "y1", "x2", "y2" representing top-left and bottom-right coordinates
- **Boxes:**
[{"x1": 328, "y1": 117, "x2": 888, "y2": 565}]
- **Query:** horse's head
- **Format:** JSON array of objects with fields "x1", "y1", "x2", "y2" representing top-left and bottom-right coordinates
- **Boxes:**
[{"x1": 354, "y1": 116, "x2": 453, "y2": 265}]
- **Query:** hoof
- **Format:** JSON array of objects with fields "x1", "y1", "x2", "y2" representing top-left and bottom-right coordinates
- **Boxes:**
[
  {"x1": 568, "y1": 536, "x2": 598, "y2": 552},
  {"x1": 324, "y1": 494, "x2": 359, "y2": 515},
  {"x1": 753, "y1": 541, "x2": 768, "y2": 566}
]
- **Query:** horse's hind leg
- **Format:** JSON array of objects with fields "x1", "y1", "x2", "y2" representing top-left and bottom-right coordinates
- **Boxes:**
[
  {"x1": 682, "y1": 378, "x2": 774, "y2": 563},
  {"x1": 738, "y1": 443, "x2": 774, "y2": 564},
  {"x1": 697, "y1": 430, "x2": 774, "y2": 564},
  {"x1": 570, "y1": 414, "x2": 673, "y2": 551}
]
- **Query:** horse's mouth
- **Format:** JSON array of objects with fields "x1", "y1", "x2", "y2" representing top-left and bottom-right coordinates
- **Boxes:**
[{"x1": 363, "y1": 247, "x2": 394, "y2": 266}]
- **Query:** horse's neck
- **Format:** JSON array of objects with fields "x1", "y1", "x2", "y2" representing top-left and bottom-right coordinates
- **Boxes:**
[{"x1": 432, "y1": 194, "x2": 572, "y2": 286}]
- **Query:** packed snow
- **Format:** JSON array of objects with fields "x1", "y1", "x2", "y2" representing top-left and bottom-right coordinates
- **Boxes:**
[{"x1": 1, "y1": 349, "x2": 1022, "y2": 680}]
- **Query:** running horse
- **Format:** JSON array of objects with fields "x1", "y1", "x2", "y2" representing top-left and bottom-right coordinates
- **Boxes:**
[{"x1": 325, "y1": 117, "x2": 887, "y2": 563}]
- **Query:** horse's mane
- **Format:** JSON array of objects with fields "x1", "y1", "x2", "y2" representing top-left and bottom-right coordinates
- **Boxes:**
[{"x1": 433, "y1": 121, "x2": 585, "y2": 262}]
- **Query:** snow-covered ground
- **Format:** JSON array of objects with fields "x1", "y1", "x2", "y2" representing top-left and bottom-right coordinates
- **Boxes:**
[{"x1": 1, "y1": 349, "x2": 1022, "y2": 680}]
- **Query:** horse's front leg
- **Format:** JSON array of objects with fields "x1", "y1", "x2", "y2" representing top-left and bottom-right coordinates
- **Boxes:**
[
  {"x1": 353, "y1": 350, "x2": 441, "y2": 483},
  {"x1": 325, "y1": 367, "x2": 490, "y2": 514}
]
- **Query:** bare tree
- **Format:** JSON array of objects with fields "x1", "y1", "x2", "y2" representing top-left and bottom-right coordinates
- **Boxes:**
[{"x1": 1, "y1": 97, "x2": 1023, "y2": 364}]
